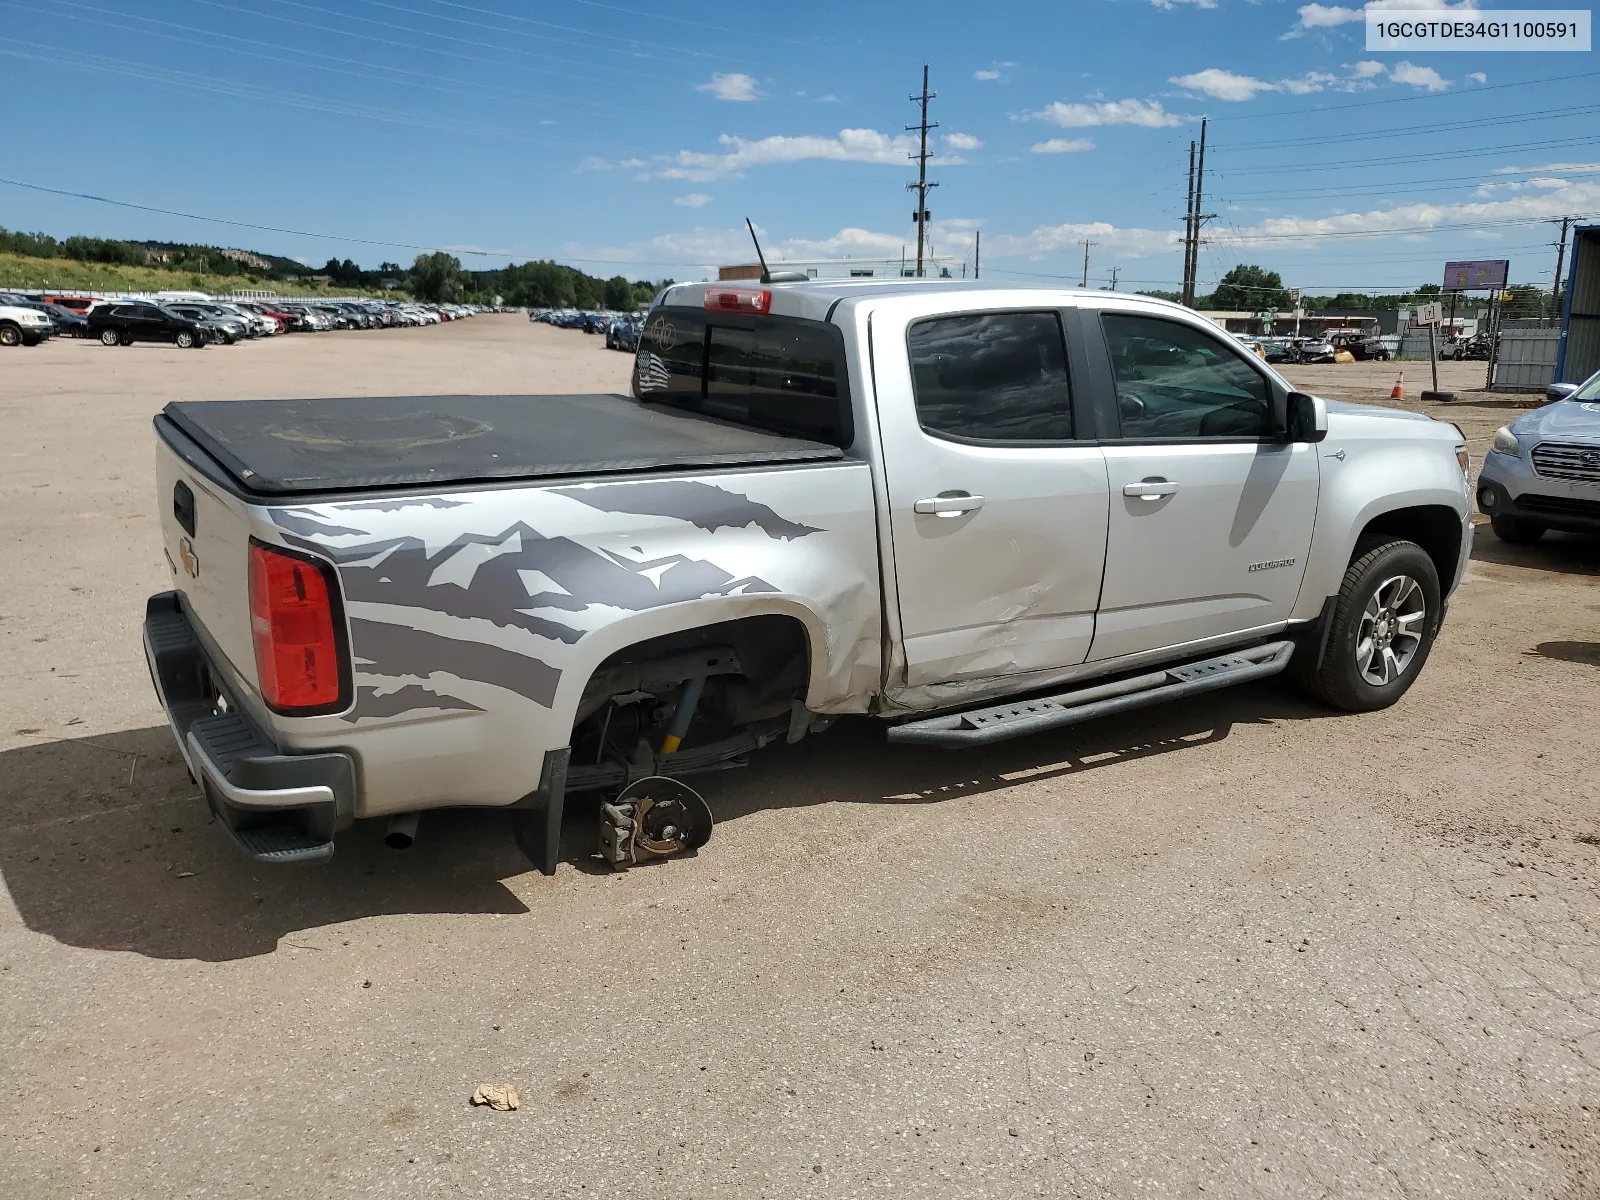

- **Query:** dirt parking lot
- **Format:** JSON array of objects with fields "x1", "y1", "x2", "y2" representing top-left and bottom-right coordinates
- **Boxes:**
[{"x1": 2, "y1": 316, "x2": 1597, "y2": 1199}]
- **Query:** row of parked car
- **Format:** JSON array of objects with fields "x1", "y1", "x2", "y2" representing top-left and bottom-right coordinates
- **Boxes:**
[
  {"x1": 0, "y1": 292, "x2": 484, "y2": 349},
  {"x1": 1231, "y1": 330, "x2": 1392, "y2": 365},
  {"x1": 527, "y1": 307, "x2": 645, "y2": 353}
]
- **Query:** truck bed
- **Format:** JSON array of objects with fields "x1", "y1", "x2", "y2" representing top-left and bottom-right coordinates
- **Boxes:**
[{"x1": 160, "y1": 393, "x2": 845, "y2": 496}]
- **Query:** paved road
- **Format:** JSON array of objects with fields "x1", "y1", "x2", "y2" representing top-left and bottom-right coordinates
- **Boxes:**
[{"x1": 2, "y1": 318, "x2": 1597, "y2": 1198}]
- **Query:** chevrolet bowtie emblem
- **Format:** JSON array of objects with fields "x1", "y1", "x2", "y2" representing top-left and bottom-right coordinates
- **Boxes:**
[{"x1": 178, "y1": 536, "x2": 200, "y2": 579}]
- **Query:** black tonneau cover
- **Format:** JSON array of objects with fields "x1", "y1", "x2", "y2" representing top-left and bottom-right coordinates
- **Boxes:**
[{"x1": 161, "y1": 393, "x2": 844, "y2": 496}]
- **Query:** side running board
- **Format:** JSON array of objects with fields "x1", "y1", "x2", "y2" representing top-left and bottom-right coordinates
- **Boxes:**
[{"x1": 887, "y1": 640, "x2": 1295, "y2": 748}]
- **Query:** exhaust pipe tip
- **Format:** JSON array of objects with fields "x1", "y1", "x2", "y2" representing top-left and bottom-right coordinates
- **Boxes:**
[{"x1": 384, "y1": 811, "x2": 420, "y2": 850}]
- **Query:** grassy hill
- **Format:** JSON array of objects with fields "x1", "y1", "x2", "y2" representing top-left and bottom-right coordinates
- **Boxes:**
[{"x1": 0, "y1": 252, "x2": 391, "y2": 297}]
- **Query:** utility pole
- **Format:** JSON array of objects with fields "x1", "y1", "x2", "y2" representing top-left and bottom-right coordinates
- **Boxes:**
[
  {"x1": 1550, "y1": 216, "x2": 1572, "y2": 317},
  {"x1": 1108, "y1": 266, "x2": 1119, "y2": 292},
  {"x1": 1080, "y1": 240, "x2": 1095, "y2": 288},
  {"x1": 906, "y1": 64, "x2": 938, "y2": 279},
  {"x1": 973, "y1": 230, "x2": 980, "y2": 279},
  {"x1": 1188, "y1": 118, "x2": 1210, "y2": 308},
  {"x1": 1182, "y1": 140, "x2": 1196, "y2": 306}
]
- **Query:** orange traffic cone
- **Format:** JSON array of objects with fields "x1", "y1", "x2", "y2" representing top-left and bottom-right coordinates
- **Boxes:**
[{"x1": 1390, "y1": 372, "x2": 1405, "y2": 401}]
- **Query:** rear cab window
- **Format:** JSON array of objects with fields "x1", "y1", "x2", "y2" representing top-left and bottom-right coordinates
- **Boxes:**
[{"x1": 633, "y1": 305, "x2": 853, "y2": 447}]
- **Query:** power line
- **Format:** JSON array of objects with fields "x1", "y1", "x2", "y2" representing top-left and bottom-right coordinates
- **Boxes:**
[
  {"x1": 1210, "y1": 68, "x2": 1600, "y2": 121},
  {"x1": 38, "y1": 0, "x2": 658, "y2": 92},
  {"x1": 0, "y1": 175, "x2": 683, "y2": 269},
  {"x1": 337, "y1": 0, "x2": 733, "y2": 65},
  {"x1": 1216, "y1": 134, "x2": 1600, "y2": 177},
  {"x1": 1213, "y1": 102, "x2": 1600, "y2": 153},
  {"x1": 29, "y1": 3, "x2": 648, "y2": 122}
]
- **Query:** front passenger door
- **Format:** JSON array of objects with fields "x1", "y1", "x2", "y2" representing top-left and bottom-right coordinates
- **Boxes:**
[{"x1": 1087, "y1": 310, "x2": 1319, "y2": 663}]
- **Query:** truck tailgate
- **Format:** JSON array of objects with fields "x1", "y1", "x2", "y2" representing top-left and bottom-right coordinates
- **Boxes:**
[{"x1": 155, "y1": 430, "x2": 259, "y2": 693}]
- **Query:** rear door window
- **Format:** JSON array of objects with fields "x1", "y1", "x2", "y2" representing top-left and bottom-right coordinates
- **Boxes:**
[{"x1": 907, "y1": 311, "x2": 1075, "y2": 442}]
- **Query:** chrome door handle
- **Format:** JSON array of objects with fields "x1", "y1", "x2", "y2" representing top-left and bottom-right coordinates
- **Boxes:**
[
  {"x1": 914, "y1": 493, "x2": 986, "y2": 517},
  {"x1": 1123, "y1": 479, "x2": 1179, "y2": 500}
]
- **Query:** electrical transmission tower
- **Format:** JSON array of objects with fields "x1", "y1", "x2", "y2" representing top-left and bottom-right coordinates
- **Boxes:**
[{"x1": 906, "y1": 64, "x2": 938, "y2": 279}]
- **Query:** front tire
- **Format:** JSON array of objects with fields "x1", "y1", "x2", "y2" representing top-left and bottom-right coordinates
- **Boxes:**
[
  {"x1": 0, "y1": 322, "x2": 20, "y2": 347},
  {"x1": 1294, "y1": 539, "x2": 1441, "y2": 713},
  {"x1": 99, "y1": 328, "x2": 120, "y2": 347},
  {"x1": 1491, "y1": 515, "x2": 1545, "y2": 544},
  {"x1": 175, "y1": 330, "x2": 196, "y2": 349}
]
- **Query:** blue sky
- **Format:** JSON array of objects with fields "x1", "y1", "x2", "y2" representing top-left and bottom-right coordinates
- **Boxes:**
[{"x1": 1, "y1": 0, "x2": 1594, "y2": 294}]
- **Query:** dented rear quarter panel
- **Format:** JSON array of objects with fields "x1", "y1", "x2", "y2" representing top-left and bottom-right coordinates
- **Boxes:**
[{"x1": 245, "y1": 463, "x2": 880, "y2": 817}]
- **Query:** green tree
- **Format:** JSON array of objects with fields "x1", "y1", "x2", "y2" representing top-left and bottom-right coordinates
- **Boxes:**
[
  {"x1": 1209, "y1": 265, "x2": 1291, "y2": 312},
  {"x1": 602, "y1": 274, "x2": 634, "y2": 310},
  {"x1": 408, "y1": 251, "x2": 465, "y2": 302},
  {"x1": 1501, "y1": 284, "x2": 1545, "y2": 320}
]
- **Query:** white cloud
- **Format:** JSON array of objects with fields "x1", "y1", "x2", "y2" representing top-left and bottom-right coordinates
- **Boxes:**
[
  {"x1": 1467, "y1": 71, "x2": 1487, "y2": 83},
  {"x1": 1031, "y1": 138, "x2": 1095, "y2": 154},
  {"x1": 697, "y1": 72, "x2": 762, "y2": 102},
  {"x1": 973, "y1": 61, "x2": 1014, "y2": 82},
  {"x1": 943, "y1": 132, "x2": 983, "y2": 151},
  {"x1": 558, "y1": 173, "x2": 1600, "y2": 278},
  {"x1": 1170, "y1": 68, "x2": 1276, "y2": 101},
  {"x1": 639, "y1": 128, "x2": 964, "y2": 181},
  {"x1": 1390, "y1": 61, "x2": 1449, "y2": 91},
  {"x1": 1170, "y1": 67, "x2": 1341, "y2": 101},
  {"x1": 1288, "y1": 0, "x2": 1476, "y2": 35},
  {"x1": 1492, "y1": 161, "x2": 1600, "y2": 175},
  {"x1": 673, "y1": 193, "x2": 713, "y2": 207},
  {"x1": 1024, "y1": 98, "x2": 1182, "y2": 128},
  {"x1": 539, "y1": 118, "x2": 558, "y2": 126},
  {"x1": 1174, "y1": 58, "x2": 1453, "y2": 99},
  {"x1": 1150, "y1": 0, "x2": 1218, "y2": 8}
]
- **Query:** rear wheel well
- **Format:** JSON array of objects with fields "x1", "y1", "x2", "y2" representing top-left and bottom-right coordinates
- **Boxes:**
[
  {"x1": 1354, "y1": 505, "x2": 1462, "y2": 587},
  {"x1": 571, "y1": 615, "x2": 813, "y2": 761}
]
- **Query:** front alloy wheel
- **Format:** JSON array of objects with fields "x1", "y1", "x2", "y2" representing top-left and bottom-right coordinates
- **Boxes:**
[
  {"x1": 1354, "y1": 574, "x2": 1427, "y2": 687},
  {"x1": 175, "y1": 330, "x2": 195, "y2": 349},
  {"x1": 1293, "y1": 538, "x2": 1442, "y2": 712},
  {"x1": 99, "y1": 328, "x2": 120, "y2": 347},
  {"x1": 0, "y1": 323, "x2": 20, "y2": 347}
]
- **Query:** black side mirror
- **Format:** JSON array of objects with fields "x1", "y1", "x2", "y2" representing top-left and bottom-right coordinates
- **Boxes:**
[{"x1": 1286, "y1": 391, "x2": 1328, "y2": 443}]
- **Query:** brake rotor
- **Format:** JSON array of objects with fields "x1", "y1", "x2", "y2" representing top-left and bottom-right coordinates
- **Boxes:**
[{"x1": 597, "y1": 776, "x2": 712, "y2": 869}]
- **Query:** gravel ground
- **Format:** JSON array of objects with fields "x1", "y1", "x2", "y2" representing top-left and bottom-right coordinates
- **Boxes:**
[{"x1": 1, "y1": 317, "x2": 1597, "y2": 1199}]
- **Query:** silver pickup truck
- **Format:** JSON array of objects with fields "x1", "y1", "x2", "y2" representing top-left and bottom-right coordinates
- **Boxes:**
[{"x1": 144, "y1": 280, "x2": 1472, "y2": 872}]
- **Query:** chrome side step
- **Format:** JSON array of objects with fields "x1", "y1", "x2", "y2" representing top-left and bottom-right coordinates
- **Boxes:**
[{"x1": 887, "y1": 640, "x2": 1295, "y2": 748}]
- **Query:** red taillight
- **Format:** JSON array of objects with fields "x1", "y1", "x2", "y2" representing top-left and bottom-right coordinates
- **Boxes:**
[
  {"x1": 704, "y1": 287, "x2": 771, "y2": 314},
  {"x1": 247, "y1": 541, "x2": 347, "y2": 714}
]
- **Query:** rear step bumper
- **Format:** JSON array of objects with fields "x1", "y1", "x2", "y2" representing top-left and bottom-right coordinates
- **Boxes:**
[
  {"x1": 143, "y1": 592, "x2": 356, "y2": 864},
  {"x1": 887, "y1": 640, "x2": 1295, "y2": 748}
]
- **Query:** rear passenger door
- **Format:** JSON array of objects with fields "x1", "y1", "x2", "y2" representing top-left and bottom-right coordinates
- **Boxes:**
[
  {"x1": 874, "y1": 304, "x2": 1110, "y2": 694},
  {"x1": 1084, "y1": 307, "x2": 1319, "y2": 663}
]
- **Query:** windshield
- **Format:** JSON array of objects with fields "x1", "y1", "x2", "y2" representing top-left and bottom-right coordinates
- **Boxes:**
[{"x1": 1574, "y1": 369, "x2": 1600, "y2": 401}]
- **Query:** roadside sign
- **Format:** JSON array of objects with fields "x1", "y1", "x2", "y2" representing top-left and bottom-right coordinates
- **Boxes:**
[
  {"x1": 1443, "y1": 259, "x2": 1509, "y2": 292},
  {"x1": 1418, "y1": 302, "x2": 1442, "y2": 326}
]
